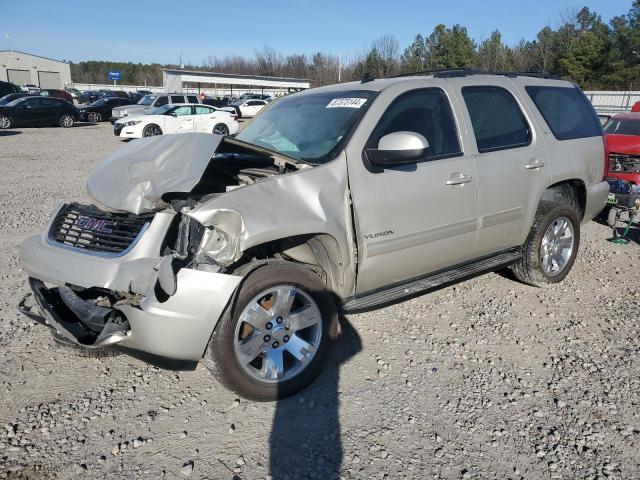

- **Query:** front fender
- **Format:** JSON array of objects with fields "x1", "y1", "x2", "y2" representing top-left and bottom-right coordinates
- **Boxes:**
[{"x1": 187, "y1": 154, "x2": 356, "y2": 297}]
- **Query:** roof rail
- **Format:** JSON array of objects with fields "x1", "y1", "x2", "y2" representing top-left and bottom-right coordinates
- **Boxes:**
[{"x1": 392, "y1": 68, "x2": 560, "y2": 80}]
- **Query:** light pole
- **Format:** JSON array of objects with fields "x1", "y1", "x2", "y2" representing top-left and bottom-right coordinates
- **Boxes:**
[{"x1": 4, "y1": 32, "x2": 11, "y2": 57}]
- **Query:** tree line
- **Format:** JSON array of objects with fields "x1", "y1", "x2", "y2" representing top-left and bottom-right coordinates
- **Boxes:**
[{"x1": 70, "y1": 2, "x2": 640, "y2": 90}]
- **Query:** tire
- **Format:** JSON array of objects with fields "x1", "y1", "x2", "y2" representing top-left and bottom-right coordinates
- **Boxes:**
[
  {"x1": 213, "y1": 123, "x2": 229, "y2": 136},
  {"x1": 58, "y1": 113, "x2": 74, "y2": 128},
  {"x1": 204, "y1": 261, "x2": 338, "y2": 401},
  {"x1": 0, "y1": 114, "x2": 11, "y2": 129},
  {"x1": 88, "y1": 111, "x2": 102, "y2": 122},
  {"x1": 511, "y1": 201, "x2": 580, "y2": 286},
  {"x1": 50, "y1": 331, "x2": 120, "y2": 358},
  {"x1": 143, "y1": 124, "x2": 162, "y2": 137}
]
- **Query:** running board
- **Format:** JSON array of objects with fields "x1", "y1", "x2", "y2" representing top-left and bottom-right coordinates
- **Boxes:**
[{"x1": 341, "y1": 250, "x2": 521, "y2": 313}]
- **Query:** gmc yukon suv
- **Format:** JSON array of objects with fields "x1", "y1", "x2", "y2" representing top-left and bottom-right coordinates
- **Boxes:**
[{"x1": 20, "y1": 71, "x2": 609, "y2": 400}]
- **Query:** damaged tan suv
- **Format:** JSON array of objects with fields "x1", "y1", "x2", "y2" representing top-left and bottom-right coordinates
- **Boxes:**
[{"x1": 20, "y1": 71, "x2": 609, "y2": 400}]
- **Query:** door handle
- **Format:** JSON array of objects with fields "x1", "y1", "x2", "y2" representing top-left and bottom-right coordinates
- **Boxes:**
[
  {"x1": 525, "y1": 159, "x2": 545, "y2": 169},
  {"x1": 445, "y1": 173, "x2": 473, "y2": 185}
]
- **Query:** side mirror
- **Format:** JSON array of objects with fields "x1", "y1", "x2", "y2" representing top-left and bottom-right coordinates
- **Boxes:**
[{"x1": 366, "y1": 131, "x2": 429, "y2": 167}]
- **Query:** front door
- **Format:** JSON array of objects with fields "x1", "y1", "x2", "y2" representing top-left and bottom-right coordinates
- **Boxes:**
[
  {"x1": 164, "y1": 105, "x2": 195, "y2": 134},
  {"x1": 346, "y1": 83, "x2": 479, "y2": 294},
  {"x1": 450, "y1": 78, "x2": 552, "y2": 256}
]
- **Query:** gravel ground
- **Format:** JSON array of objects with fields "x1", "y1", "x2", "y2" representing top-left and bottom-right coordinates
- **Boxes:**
[{"x1": 0, "y1": 123, "x2": 639, "y2": 480}]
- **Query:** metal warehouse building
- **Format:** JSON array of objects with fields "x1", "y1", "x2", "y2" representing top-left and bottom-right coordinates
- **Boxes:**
[
  {"x1": 0, "y1": 50, "x2": 72, "y2": 89},
  {"x1": 163, "y1": 68, "x2": 310, "y2": 97}
]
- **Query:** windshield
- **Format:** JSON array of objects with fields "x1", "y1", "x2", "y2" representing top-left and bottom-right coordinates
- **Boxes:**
[
  {"x1": 90, "y1": 98, "x2": 108, "y2": 107},
  {"x1": 149, "y1": 104, "x2": 173, "y2": 115},
  {"x1": 604, "y1": 118, "x2": 640, "y2": 136},
  {"x1": 138, "y1": 94, "x2": 156, "y2": 106},
  {"x1": 236, "y1": 90, "x2": 377, "y2": 164}
]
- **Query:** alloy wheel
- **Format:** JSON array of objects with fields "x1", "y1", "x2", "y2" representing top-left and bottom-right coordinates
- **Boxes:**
[
  {"x1": 0, "y1": 115, "x2": 10, "y2": 129},
  {"x1": 540, "y1": 216, "x2": 574, "y2": 276},
  {"x1": 233, "y1": 285, "x2": 323, "y2": 383},
  {"x1": 143, "y1": 125, "x2": 162, "y2": 137}
]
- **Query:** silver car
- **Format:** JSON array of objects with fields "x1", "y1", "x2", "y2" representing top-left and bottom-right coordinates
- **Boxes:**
[{"x1": 20, "y1": 72, "x2": 609, "y2": 400}]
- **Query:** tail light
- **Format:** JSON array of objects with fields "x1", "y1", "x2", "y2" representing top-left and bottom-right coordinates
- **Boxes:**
[{"x1": 603, "y1": 136, "x2": 610, "y2": 180}]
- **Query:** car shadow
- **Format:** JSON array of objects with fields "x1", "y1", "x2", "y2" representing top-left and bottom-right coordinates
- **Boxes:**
[
  {"x1": 269, "y1": 315, "x2": 361, "y2": 480},
  {"x1": 73, "y1": 122, "x2": 98, "y2": 127},
  {"x1": 0, "y1": 130, "x2": 21, "y2": 136}
]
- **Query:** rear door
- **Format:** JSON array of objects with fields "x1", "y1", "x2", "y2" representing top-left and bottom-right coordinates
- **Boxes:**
[
  {"x1": 451, "y1": 77, "x2": 552, "y2": 257},
  {"x1": 193, "y1": 105, "x2": 217, "y2": 132},
  {"x1": 346, "y1": 82, "x2": 479, "y2": 293}
]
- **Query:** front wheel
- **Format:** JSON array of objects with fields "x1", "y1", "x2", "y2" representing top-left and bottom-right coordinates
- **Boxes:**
[
  {"x1": 142, "y1": 124, "x2": 162, "y2": 137},
  {"x1": 511, "y1": 201, "x2": 580, "y2": 286},
  {"x1": 0, "y1": 115, "x2": 11, "y2": 129},
  {"x1": 212, "y1": 123, "x2": 229, "y2": 136},
  {"x1": 204, "y1": 262, "x2": 338, "y2": 401},
  {"x1": 59, "y1": 113, "x2": 74, "y2": 128},
  {"x1": 88, "y1": 111, "x2": 102, "y2": 122}
]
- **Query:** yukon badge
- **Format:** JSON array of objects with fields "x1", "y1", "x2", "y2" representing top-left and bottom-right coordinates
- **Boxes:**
[{"x1": 364, "y1": 230, "x2": 394, "y2": 240}]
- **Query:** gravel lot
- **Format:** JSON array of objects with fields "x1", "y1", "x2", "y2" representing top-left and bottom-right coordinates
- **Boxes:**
[{"x1": 0, "y1": 123, "x2": 639, "y2": 479}]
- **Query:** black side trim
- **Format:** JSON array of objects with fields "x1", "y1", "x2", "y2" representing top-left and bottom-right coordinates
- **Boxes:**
[{"x1": 341, "y1": 249, "x2": 521, "y2": 313}]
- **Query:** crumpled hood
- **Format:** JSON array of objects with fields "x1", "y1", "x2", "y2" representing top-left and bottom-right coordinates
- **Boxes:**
[{"x1": 87, "y1": 133, "x2": 222, "y2": 215}]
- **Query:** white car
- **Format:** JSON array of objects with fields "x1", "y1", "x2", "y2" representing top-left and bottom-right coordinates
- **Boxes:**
[
  {"x1": 221, "y1": 99, "x2": 268, "y2": 118},
  {"x1": 114, "y1": 104, "x2": 239, "y2": 139}
]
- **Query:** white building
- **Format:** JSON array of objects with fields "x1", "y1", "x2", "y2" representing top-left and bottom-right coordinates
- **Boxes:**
[{"x1": 0, "y1": 50, "x2": 72, "y2": 89}]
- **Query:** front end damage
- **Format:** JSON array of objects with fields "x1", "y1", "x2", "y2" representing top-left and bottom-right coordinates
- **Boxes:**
[{"x1": 20, "y1": 133, "x2": 354, "y2": 361}]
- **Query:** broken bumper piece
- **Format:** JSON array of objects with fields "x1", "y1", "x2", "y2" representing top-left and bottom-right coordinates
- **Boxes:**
[{"x1": 23, "y1": 278, "x2": 130, "y2": 348}]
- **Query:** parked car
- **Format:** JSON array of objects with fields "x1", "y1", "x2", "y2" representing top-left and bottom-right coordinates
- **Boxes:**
[
  {"x1": 111, "y1": 93, "x2": 200, "y2": 121},
  {"x1": 19, "y1": 72, "x2": 608, "y2": 400},
  {"x1": 113, "y1": 103, "x2": 239, "y2": 138},
  {"x1": 23, "y1": 83, "x2": 40, "y2": 94},
  {"x1": 65, "y1": 87, "x2": 83, "y2": 104},
  {"x1": 39, "y1": 89, "x2": 74, "y2": 104},
  {"x1": 202, "y1": 96, "x2": 231, "y2": 108},
  {"x1": 0, "y1": 93, "x2": 35, "y2": 106},
  {"x1": 0, "y1": 96, "x2": 78, "y2": 129},
  {"x1": 221, "y1": 99, "x2": 268, "y2": 118},
  {"x1": 77, "y1": 97, "x2": 135, "y2": 122},
  {"x1": 603, "y1": 112, "x2": 640, "y2": 185},
  {"x1": 237, "y1": 93, "x2": 272, "y2": 101},
  {"x1": 0, "y1": 80, "x2": 21, "y2": 97},
  {"x1": 127, "y1": 91, "x2": 146, "y2": 103}
]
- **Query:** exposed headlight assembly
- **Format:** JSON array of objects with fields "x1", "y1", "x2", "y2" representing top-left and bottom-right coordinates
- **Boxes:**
[{"x1": 191, "y1": 209, "x2": 244, "y2": 267}]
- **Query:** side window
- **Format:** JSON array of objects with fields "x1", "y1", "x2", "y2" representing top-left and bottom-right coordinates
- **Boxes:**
[
  {"x1": 22, "y1": 98, "x2": 41, "y2": 108},
  {"x1": 40, "y1": 98, "x2": 57, "y2": 107},
  {"x1": 369, "y1": 88, "x2": 462, "y2": 159},
  {"x1": 195, "y1": 105, "x2": 213, "y2": 115},
  {"x1": 462, "y1": 86, "x2": 531, "y2": 153},
  {"x1": 173, "y1": 106, "x2": 192, "y2": 116},
  {"x1": 187, "y1": 95, "x2": 199, "y2": 104},
  {"x1": 170, "y1": 95, "x2": 184, "y2": 104},
  {"x1": 525, "y1": 86, "x2": 602, "y2": 140},
  {"x1": 155, "y1": 96, "x2": 168, "y2": 107}
]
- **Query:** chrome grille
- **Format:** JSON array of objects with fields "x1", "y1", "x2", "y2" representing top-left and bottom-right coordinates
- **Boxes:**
[{"x1": 49, "y1": 203, "x2": 151, "y2": 255}]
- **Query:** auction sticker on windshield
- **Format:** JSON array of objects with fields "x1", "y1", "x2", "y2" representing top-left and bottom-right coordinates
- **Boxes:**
[{"x1": 326, "y1": 98, "x2": 368, "y2": 108}]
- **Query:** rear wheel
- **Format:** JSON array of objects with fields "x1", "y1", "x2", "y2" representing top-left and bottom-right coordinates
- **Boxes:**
[
  {"x1": 511, "y1": 201, "x2": 580, "y2": 286},
  {"x1": 213, "y1": 123, "x2": 229, "y2": 136},
  {"x1": 143, "y1": 124, "x2": 162, "y2": 137},
  {"x1": 0, "y1": 115, "x2": 11, "y2": 129},
  {"x1": 204, "y1": 262, "x2": 338, "y2": 401},
  {"x1": 58, "y1": 113, "x2": 74, "y2": 128}
]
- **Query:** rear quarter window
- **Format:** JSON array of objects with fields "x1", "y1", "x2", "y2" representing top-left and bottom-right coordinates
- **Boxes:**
[{"x1": 525, "y1": 86, "x2": 602, "y2": 141}]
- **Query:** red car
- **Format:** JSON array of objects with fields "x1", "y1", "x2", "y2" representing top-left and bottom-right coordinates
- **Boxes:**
[
  {"x1": 603, "y1": 112, "x2": 640, "y2": 185},
  {"x1": 38, "y1": 89, "x2": 74, "y2": 104}
]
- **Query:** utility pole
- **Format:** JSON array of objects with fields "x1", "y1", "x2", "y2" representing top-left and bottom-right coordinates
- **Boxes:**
[{"x1": 4, "y1": 32, "x2": 11, "y2": 57}]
